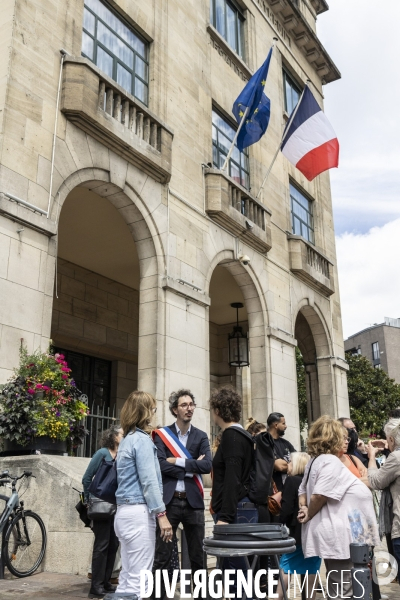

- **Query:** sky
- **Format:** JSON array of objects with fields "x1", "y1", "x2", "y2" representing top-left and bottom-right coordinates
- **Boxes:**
[{"x1": 316, "y1": 1, "x2": 400, "y2": 339}]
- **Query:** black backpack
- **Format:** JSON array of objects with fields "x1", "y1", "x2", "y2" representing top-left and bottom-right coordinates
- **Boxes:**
[{"x1": 234, "y1": 428, "x2": 275, "y2": 504}]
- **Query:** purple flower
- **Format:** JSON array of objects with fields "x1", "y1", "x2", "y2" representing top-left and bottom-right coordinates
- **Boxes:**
[{"x1": 56, "y1": 411, "x2": 60, "y2": 417}]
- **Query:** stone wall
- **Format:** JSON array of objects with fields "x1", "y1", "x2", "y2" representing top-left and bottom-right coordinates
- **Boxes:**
[
  {"x1": 52, "y1": 258, "x2": 138, "y2": 409},
  {"x1": 0, "y1": 455, "x2": 93, "y2": 575}
]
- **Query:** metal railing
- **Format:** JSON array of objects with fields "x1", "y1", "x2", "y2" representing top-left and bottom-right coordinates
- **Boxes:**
[{"x1": 77, "y1": 403, "x2": 118, "y2": 458}]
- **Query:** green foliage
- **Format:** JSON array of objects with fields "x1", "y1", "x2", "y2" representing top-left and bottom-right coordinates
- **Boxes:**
[
  {"x1": 0, "y1": 345, "x2": 89, "y2": 447},
  {"x1": 346, "y1": 352, "x2": 400, "y2": 435},
  {"x1": 296, "y1": 347, "x2": 308, "y2": 432}
]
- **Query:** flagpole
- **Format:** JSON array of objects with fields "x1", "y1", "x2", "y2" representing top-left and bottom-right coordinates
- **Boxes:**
[
  {"x1": 256, "y1": 82, "x2": 309, "y2": 200},
  {"x1": 221, "y1": 106, "x2": 250, "y2": 172}
]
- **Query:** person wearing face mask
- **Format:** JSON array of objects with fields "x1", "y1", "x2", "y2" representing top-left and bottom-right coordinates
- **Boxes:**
[{"x1": 267, "y1": 412, "x2": 297, "y2": 492}]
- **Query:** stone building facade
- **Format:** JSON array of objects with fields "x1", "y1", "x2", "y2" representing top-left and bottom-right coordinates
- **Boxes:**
[
  {"x1": 0, "y1": 0, "x2": 349, "y2": 448},
  {"x1": 345, "y1": 318, "x2": 400, "y2": 384}
]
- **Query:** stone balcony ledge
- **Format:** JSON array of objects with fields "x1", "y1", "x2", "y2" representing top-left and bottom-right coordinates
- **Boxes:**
[
  {"x1": 61, "y1": 57, "x2": 173, "y2": 183},
  {"x1": 287, "y1": 234, "x2": 334, "y2": 296},
  {"x1": 205, "y1": 168, "x2": 272, "y2": 254}
]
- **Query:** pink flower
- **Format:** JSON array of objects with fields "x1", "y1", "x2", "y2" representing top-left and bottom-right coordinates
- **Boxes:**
[
  {"x1": 56, "y1": 400, "x2": 61, "y2": 404},
  {"x1": 35, "y1": 384, "x2": 43, "y2": 389},
  {"x1": 61, "y1": 367, "x2": 70, "y2": 372},
  {"x1": 27, "y1": 388, "x2": 35, "y2": 395},
  {"x1": 58, "y1": 354, "x2": 65, "y2": 360},
  {"x1": 42, "y1": 385, "x2": 50, "y2": 391},
  {"x1": 61, "y1": 375, "x2": 68, "y2": 380}
]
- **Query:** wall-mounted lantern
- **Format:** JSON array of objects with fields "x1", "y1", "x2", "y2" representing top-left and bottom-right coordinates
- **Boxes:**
[{"x1": 228, "y1": 302, "x2": 249, "y2": 368}]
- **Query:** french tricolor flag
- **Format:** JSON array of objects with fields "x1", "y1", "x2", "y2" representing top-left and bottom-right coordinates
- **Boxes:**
[{"x1": 281, "y1": 85, "x2": 339, "y2": 181}]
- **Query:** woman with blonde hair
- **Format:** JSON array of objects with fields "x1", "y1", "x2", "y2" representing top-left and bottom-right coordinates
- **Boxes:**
[
  {"x1": 365, "y1": 417, "x2": 400, "y2": 571},
  {"x1": 277, "y1": 452, "x2": 321, "y2": 600},
  {"x1": 298, "y1": 415, "x2": 379, "y2": 599},
  {"x1": 111, "y1": 391, "x2": 172, "y2": 599}
]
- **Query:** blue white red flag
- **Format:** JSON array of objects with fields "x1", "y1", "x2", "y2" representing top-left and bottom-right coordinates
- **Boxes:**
[
  {"x1": 153, "y1": 427, "x2": 204, "y2": 497},
  {"x1": 281, "y1": 85, "x2": 339, "y2": 181}
]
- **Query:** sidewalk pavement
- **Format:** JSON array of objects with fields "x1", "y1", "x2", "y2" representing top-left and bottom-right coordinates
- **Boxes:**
[{"x1": 0, "y1": 570, "x2": 399, "y2": 599}]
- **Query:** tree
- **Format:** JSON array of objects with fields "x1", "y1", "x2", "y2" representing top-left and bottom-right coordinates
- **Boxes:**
[
  {"x1": 296, "y1": 347, "x2": 308, "y2": 432},
  {"x1": 346, "y1": 352, "x2": 400, "y2": 435}
]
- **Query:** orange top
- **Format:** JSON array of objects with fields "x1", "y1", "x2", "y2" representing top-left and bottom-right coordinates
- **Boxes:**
[{"x1": 343, "y1": 454, "x2": 361, "y2": 478}]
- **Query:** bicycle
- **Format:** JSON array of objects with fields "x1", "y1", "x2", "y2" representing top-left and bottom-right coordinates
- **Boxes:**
[{"x1": 0, "y1": 470, "x2": 47, "y2": 577}]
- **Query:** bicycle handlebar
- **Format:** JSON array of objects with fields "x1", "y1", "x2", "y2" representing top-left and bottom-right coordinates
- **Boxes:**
[{"x1": 0, "y1": 471, "x2": 34, "y2": 484}]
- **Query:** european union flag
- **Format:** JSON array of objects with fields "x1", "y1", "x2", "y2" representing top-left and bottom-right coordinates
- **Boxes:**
[{"x1": 233, "y1": 47, "x2": 273, "y2": 152}]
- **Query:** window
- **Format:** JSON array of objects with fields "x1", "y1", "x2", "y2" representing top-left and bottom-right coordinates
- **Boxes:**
[
  {"x1": 210, "y1": 0, "x2": 244, "y2": 57},
  {"x1": 290, "y1": 183, "x2": 314, "y2": 243},
  {"x1": 283, "y1": 69, "x2": 301, "y2": 115},
  {"x1": 212, "y1": 109, "x2": 250, "y2": 189},
  {"x1": 54, "y1": 348, "x2": 111, "y2": 410},
  {"x1": 82, "y1": 0, "x2": 149, "y2": 105},
  {"x1": 372, "y1": 342, "x2": 380, "y2": 363}
]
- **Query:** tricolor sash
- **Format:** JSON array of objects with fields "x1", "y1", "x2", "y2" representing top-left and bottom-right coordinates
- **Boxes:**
[{"x1": 153, "y1": 427, "x2": 204, "y2": 497}]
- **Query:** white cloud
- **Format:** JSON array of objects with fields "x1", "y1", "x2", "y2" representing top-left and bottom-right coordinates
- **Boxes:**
[
  {"x1": 336, "y1": 218, "x2": 400, "y2": 338},
  {"x1": 317, "y1": 1, "x2": 400, "y2": 234}
]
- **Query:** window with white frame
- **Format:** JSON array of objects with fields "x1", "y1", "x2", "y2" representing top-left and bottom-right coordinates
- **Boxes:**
[{"x1": 82, "y1": 0, "x2": 149, "y2": 105}]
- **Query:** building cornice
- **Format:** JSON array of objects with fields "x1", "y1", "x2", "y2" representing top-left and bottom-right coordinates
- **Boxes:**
[{"x1": 252, "y1": 0, "x2": 340, "y2": 84}]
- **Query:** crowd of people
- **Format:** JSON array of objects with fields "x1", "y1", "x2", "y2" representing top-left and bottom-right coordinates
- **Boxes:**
[{"x1": 81, "y1": 387, "x2": 400, "y2": 600}]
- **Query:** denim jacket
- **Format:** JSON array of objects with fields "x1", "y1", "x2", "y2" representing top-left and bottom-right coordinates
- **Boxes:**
[{"x1": 116, "y1": 428, "x2": 165, "y2": 514}]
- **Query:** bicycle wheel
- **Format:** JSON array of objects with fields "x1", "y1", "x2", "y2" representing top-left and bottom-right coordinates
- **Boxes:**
[{"x1": 3, "y1": 510, "x2": 47, "y2": 577}]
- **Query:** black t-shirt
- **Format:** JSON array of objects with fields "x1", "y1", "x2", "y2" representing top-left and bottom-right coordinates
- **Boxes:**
[
  {"x1": 272, "y1": 437, "x2": 296, "y2": 491},
  {"x1": 211, "y1": 426, "x2": 253, "y2": 524}
]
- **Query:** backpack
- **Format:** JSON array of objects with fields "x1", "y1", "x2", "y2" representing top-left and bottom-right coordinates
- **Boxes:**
[{"x1": 233, "y1": 428, "x2": 275, "y2": 505}]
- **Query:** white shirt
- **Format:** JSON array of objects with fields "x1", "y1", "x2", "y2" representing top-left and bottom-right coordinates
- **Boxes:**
[
  {"x1": 174, "y1": 424, "x2": 193, "y2": 492},
  {"x1": 299, "y1": 454, "x2": 379, "y2": 559}
]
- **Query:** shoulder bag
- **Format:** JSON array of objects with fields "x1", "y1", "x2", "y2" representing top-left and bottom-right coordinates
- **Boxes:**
[
  {"x1": 87, "y1": 496, "x2": 116, "y2": 520},
  {"x1": 88, "y1": 457, "x2": 118, "y2": 504}
]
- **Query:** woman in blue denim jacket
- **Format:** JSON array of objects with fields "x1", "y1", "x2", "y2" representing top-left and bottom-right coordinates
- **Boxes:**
[{"x1": 113, "y1": 391, "x2": 172, "y2": 598}]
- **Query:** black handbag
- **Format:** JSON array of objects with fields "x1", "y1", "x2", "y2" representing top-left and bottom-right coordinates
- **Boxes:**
[
  {"x1": 87, "y1": 497, "x2": 116, "y2": 520},
  {"x1": 88, "y1": 458, "x2": 118, "y2": 504}
]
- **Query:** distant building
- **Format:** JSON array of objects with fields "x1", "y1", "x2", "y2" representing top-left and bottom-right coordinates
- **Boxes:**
[{"x1": 344, "y1": 318, "x2": 400, "y2": 384}]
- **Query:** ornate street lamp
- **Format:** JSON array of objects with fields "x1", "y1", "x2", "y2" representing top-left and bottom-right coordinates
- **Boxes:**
[{"x1": 228, "y1": 302, "x2": 249, "y2": 368}]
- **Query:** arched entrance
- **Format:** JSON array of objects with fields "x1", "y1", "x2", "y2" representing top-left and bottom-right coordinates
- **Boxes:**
[
  {"x1": 53, "y1": 184, "x2": 140, "y2": 412},
  {"x1": 51, "y1": 176, "x2": 162, "y2": 452},
  {"x1": 207, "y1": 257, "x2": 269, "y2": 435},
  {"x1": 294, "y1": 304, "x2": 333, "y2": 429}
]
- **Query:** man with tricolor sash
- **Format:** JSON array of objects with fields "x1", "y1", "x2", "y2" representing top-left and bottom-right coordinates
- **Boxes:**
[{"x1": 151, "y1": 389, "x2": 212, "y2": 599}]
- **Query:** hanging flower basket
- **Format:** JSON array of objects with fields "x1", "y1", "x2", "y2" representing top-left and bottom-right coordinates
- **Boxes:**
[{"x1": 0, "y1": 344, "x2": 89, "y2": 456}]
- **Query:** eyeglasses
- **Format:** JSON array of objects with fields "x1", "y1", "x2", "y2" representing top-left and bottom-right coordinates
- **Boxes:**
[
  {"x1": 178, "y1": 402, "x2": 196, "y2": 410},
  {"x1": 152, "y1": 407, "x2": 157, "y2": 414},
  {"x1": 344, "y1": 437, "x2": 350, "y2": 443}
]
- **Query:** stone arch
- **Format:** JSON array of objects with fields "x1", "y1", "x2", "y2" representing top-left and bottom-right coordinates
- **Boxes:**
[
  {"x1": 51, "y1": 167, "x2": 165, "y2": 275},
  {"x1": 50, "y1": 167, "x2": 166, "y2": 403},
  {"x1": 294, "y1": 301, "x2": 334, "y2": 422},
  {"x1": 206, "y1": 252, "x2": 269, "y2": 424}
]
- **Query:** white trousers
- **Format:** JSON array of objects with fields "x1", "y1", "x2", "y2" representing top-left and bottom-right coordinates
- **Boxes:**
[{"x1": 114, "y1": 504, "x2": 156, "y2": 598}]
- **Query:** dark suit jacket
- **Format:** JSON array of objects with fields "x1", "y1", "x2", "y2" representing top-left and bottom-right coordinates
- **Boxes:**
[{"x1": 153, "y1": 423, "x2": 212, "y2": 509}]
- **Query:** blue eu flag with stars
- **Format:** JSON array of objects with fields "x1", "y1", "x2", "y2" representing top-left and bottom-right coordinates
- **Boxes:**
[{"x1": 233, "y1": 47, "x2": 273, "y2": 152}]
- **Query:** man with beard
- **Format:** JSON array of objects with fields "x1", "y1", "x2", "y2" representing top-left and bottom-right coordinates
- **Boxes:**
[
  {"x1": 152, "y1": 389, "x2": 212, "y2": 599},
  {"x1": 267, "y1": 412, "x2": 297, "y2": 491}
]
